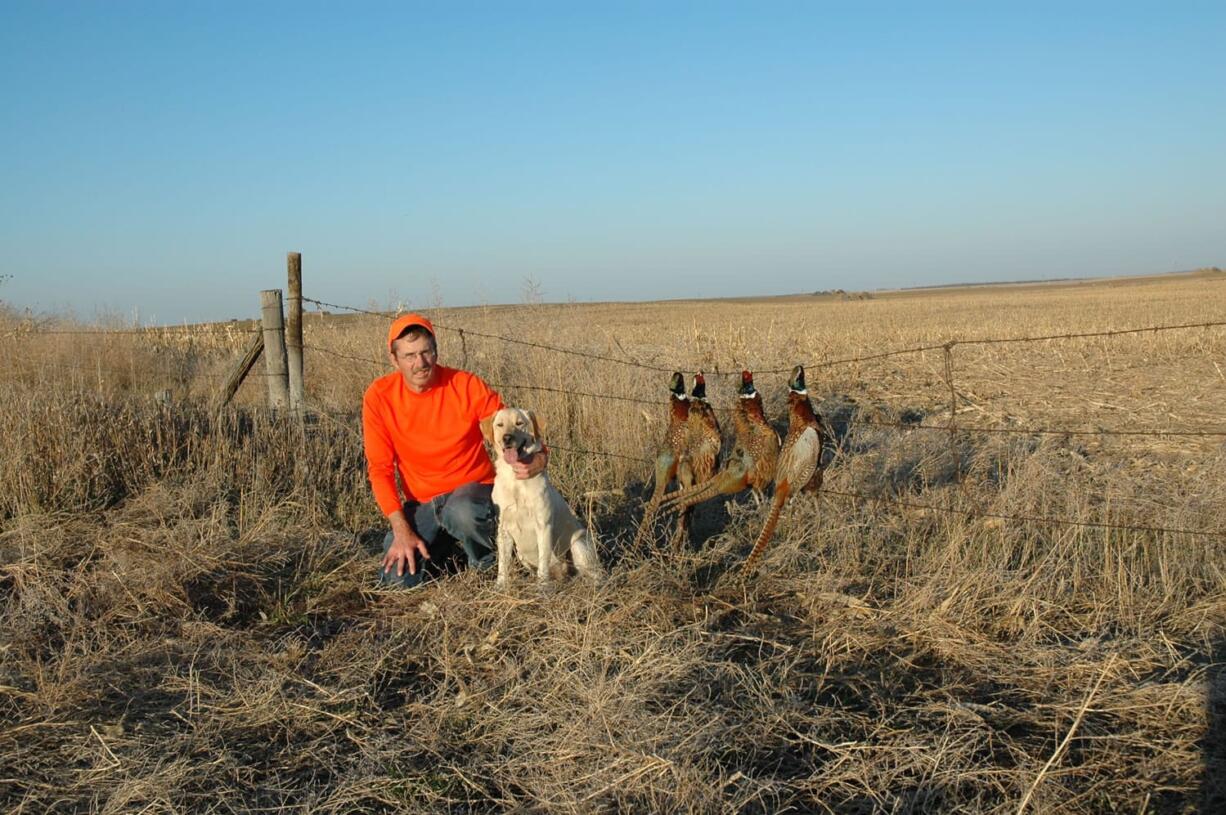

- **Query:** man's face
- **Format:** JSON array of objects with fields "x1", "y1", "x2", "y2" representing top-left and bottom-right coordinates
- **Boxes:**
[{"x1": 390, "y1": 332, "x2": 438, "y2": 392}]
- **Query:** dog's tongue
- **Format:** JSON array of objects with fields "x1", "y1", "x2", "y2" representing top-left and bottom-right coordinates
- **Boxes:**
[{"x1": 503, "y1": 447, "x2": 523, "y2": 465}]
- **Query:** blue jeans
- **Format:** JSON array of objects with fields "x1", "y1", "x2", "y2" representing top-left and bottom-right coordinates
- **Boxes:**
[{"x1": 378, "y1": 482, "x2": 497, "y2": 589}]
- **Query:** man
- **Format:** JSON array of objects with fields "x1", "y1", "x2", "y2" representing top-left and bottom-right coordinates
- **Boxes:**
[{"x1": 363, "y1": 313, "x2": 546, "y2": 588}]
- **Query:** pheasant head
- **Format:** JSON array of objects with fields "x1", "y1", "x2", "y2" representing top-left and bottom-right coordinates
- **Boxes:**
[
  {"x1": 738, "y1": 369, "x2": 757, "y2": 398},
  {"x1": 787, "y1": 365, "x2": 821, "y2": 430},
  {"x1": 735, "y1": 370, "x2": 767, "y2": 424},
  {"x1": 669, "y1": 371, "x2": 687, "y2": 400},
  {"x1": 788, "y1": 365, "x2": 807, "y2": 394},
  {"x1": 691, "y1": 372, "x2": 708, "y2": 402}
]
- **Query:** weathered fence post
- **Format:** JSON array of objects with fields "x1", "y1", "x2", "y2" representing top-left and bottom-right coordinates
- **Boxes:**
[
  {"x1": 260, "y1": 289, "x2": 290, "y2": 411},
  {"x1": 217, "y1": 331, "x2": 264, "y2": 410},
  {"x1": 286, "y1": 252, "x2": 305, "y2": 415},
  {"x1": 943, "y1": 341, "x2": 962, "y2": 486}
]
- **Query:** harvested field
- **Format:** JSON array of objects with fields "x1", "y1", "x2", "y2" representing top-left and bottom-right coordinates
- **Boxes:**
[{"x1": 2, "y1": 270, "x2": 1224, "y2": 813}]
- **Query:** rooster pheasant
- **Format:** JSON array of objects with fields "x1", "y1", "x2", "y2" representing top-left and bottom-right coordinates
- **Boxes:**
[
  {"x1": 739, "y1": 364, "x2": 827, "y2": 577},
  {"x1": 630, "y1": 372, "x2": 690, "y2": 550},
  {"x1": 671, "y1": 372, "x2": 722, "y2": 549},
  {"x1": 658, "y1": 369, "x2": 779, "y2": 517}
]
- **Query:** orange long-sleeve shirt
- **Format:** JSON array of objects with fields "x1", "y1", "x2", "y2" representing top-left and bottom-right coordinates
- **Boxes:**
[{"x1": 362, "y1": 365, "x2": 503, "y2": 515}]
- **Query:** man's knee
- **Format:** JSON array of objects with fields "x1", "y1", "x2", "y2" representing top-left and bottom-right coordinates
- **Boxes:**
[
  {"x1": 377, "y1": 529, "x2": 430, "y2": 589},
  {"x1": 440, "y1": 483, "x2": 495, "y2": 539},
  {"x1": 439, "y1": 483, "x2": 496, "y2": 571}
]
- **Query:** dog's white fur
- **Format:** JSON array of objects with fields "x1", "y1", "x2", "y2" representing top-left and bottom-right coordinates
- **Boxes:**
[{"x1": 482, "y1": 407, "x2": 604, "y2": 586}]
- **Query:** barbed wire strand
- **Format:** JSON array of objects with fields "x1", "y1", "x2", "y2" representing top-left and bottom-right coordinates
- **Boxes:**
[
  {"x1": 819, "y1": 488, "x2": 1226, "y2": 539},
  {"x1": 547, "y1": 443, "x2": 659, "y2": 463},
  {"x1": 12, "y1": 325, "x2": 259, "y2": 337},
  {"x1": 301, "y1": 295, "x2": 1226, "y2": 375},
  {"x1": 304, "y1": 343, "x2": 384, "y2": 367},
  {"x1": 302, "y1": 343, "x2": 675, "y2": 407},
  {"x1": 302, "y1": 297, "x2": 679, "y2": 373},
  {"x1": 301, "y1": 297, "x2": 951, "y2": 372},
  {"x1": 847, "y1": 417, "x2": 1226, "y2": 438},
  {"x1": 954, "y1": 319, "x2": 1226, "y2": 347},
  {"x1": 300, "y1": 347, "x2": 1226, "y2": 439}
]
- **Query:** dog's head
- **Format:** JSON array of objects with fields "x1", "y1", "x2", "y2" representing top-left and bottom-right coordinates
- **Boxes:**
[{"x1": 481, "y1": 407, "x2": 545, "y2": 466}]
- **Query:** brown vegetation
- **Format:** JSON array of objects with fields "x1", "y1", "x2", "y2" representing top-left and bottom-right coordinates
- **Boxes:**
[{"x1": 2, "y1": 273, "x2": 1224, "y2": 812}]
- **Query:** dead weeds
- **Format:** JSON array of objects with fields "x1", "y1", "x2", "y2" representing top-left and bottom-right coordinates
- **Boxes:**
[{"x1": 3, "y1": 276, "x2": 1225, "y2": 812}]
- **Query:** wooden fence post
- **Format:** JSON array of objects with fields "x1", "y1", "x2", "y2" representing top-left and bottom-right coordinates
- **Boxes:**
[
  {"x1": 260, "y1": 289, "x2": 290, "y2": 411},
  {"x1": 286, "y1": 252, "x2": 305, "y2": 415},
  {"x1": 217, "y1": 331, "x2": 264, "y2": 409}
]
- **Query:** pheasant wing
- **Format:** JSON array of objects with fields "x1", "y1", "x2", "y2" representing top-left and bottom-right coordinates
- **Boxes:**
[{"x1": 777, "y1": 427, "x2": 819, "y2": 489}]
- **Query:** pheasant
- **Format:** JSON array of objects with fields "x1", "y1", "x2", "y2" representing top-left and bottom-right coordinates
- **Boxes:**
[
  {"x1": 658, "y1": 369, "x2": 779, "y2": 517},
  {"x1": 630, "y1": 371, "x2": 690, "y2": 550},
  {"x1": 740, "y1": 364, "x2": 826, "y2": 578},
  {"x1": 671, "y1": 372, "x2": 722, "y2": 549}
]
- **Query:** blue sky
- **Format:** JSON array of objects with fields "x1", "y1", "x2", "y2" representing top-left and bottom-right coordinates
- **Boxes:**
[{"x1": 2, "y1": 1, "x2": 1224, "y2": 323}]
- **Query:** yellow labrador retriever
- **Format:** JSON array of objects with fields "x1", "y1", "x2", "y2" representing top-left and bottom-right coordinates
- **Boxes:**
[{"x1": 482, "y1": 407, "x2": 604, "y2": 587}]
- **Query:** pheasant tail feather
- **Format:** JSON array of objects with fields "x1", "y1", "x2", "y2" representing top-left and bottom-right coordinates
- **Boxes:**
[
  {"x1": 631, "y1": 490, "x2": 666, "y2": 550},
  {"x1": 659, "y1": 457, "x2": 748, "y2": 512},
  {"x1": 633, "y1": 451, "x2": 677, "y2": 549},
  {"x1": 741, "y1": 482, "x2": 791, "y2": 578},
  {"x1": 658, "y1": 476, "x2": 721, "y2": 512}
]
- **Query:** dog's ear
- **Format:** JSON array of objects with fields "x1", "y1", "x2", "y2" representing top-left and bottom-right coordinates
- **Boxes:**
[
  {"x1": 479, "y1": 414, "x2": 495, "y2": 447},
  {"x1": 528, "y1": 410, "x2": 546, "y2": 442}
]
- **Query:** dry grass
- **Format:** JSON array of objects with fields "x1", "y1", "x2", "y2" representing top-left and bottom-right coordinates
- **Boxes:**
[{"x1": 2, "y1": 272, "x2": 1225, "y2": 813}]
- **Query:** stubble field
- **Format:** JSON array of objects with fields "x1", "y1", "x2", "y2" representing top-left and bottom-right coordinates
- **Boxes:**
[{"x1": 2, "y1": 271, "x2": 1224, "y2": 813}]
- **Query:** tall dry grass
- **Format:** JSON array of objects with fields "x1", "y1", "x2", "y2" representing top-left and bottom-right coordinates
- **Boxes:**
[{"x1": 1, "y1": 272, "x2": 1224, "y2": 812}]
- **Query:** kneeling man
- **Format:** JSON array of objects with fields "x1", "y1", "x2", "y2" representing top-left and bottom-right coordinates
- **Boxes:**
[{"x1": 363, "y1": 313, "x2": 545, "y2": 588}]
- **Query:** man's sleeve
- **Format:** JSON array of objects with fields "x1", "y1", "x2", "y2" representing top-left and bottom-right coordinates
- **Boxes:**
[
  {"x1": 362, "y1": 387, "x2": 403, "y2": 517},
  {"x1": 470, "y1": 373, "x2": 504, "y2": 421}
]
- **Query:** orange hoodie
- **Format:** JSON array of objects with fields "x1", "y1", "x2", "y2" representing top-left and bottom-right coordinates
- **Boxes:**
[{"x1": 362, "y1": 365, "x2": 503, "y2": 515}]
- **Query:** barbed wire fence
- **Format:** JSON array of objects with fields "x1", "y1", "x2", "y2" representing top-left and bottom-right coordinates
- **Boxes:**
[
  {"x1": 2, "y1": 321, "x2": 280, "y2": 407},
  {"x1": 293, "y1": 294, "x2": 1226, "y2": 541},
  {"x1": 9, "y1": 291, "x2": 1225, "y2": 540}
]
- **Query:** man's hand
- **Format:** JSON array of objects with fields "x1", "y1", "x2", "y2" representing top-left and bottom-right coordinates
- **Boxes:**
[
  {"x1": 513, "y1": 446, "x2": 549, "y2": 480},
  {"x1": 383, "y1": 513, "x2": 430, "y2": 577}
]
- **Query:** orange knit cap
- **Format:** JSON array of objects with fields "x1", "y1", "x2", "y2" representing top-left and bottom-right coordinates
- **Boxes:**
[{"x1": 387, "y1": 313, "x2": 436, "y2": 351}]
